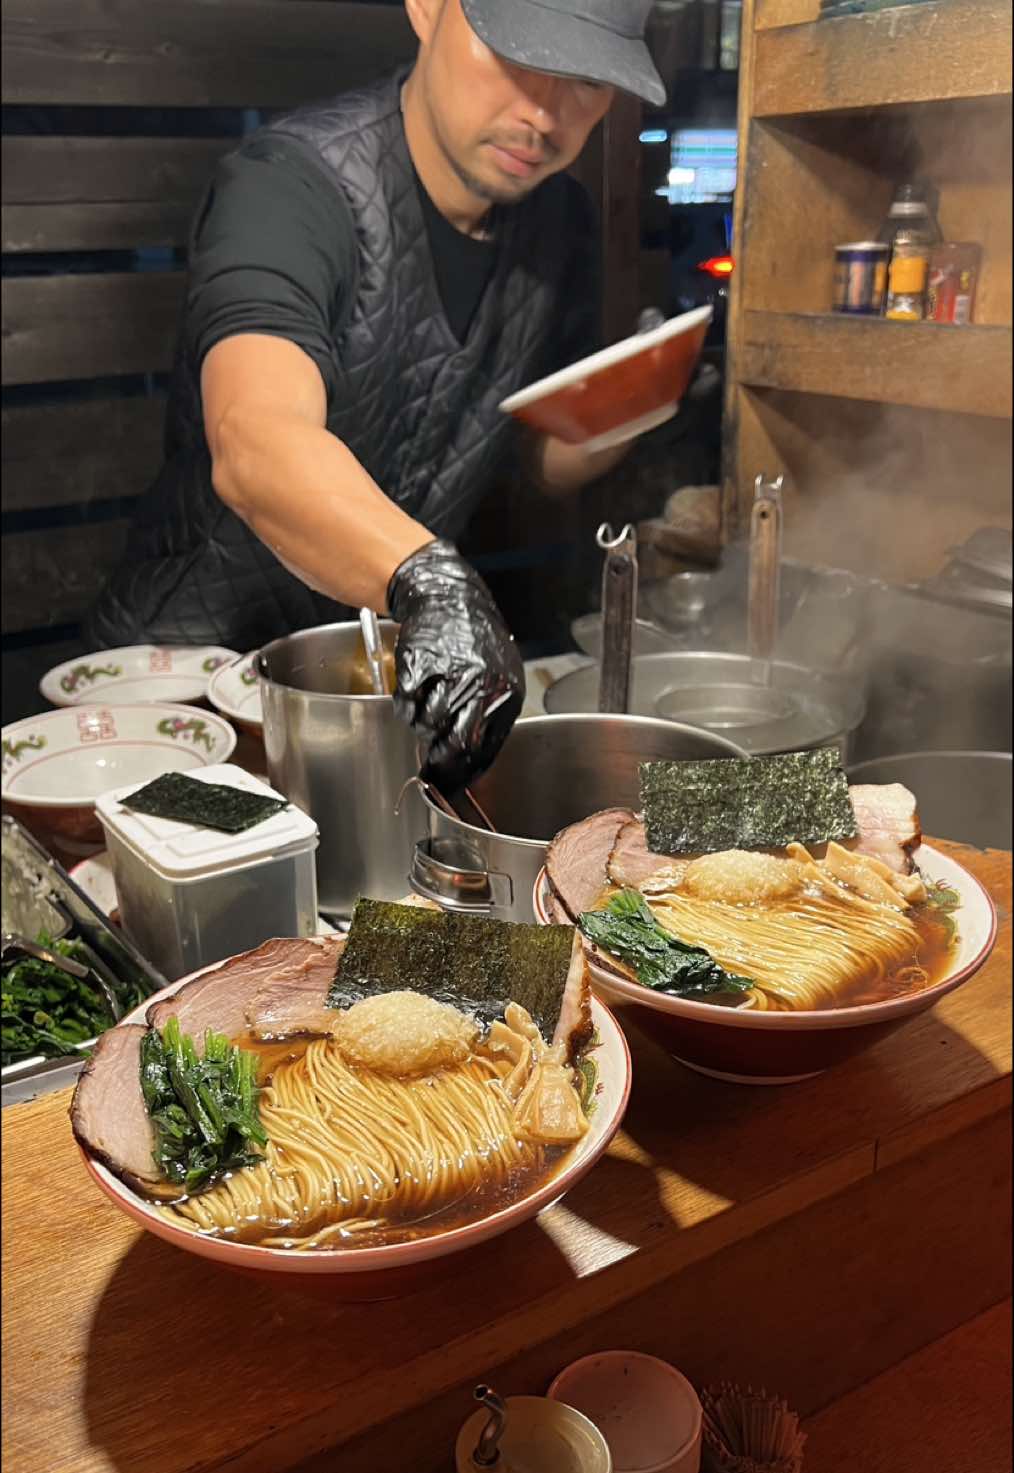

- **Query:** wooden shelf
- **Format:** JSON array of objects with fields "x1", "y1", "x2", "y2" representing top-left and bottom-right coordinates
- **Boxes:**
[
  {"x1": 737, "y1": 311, "x2": 1014, "y2": 417},
  {"x1": 753, "y1": 1, "x2": 1012, "y2": 117}
]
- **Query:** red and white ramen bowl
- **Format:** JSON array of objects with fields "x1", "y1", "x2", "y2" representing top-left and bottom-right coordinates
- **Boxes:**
[{"x1": 534, "y1": 843, "x2": 997, "y2": 1085}]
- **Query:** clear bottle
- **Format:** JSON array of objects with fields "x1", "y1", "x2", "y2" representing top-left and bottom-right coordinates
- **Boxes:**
[{"x1": 880, "y1": 182, "x2": 941, "y2": 321}]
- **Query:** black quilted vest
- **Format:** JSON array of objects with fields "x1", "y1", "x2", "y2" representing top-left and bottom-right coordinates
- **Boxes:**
[{"x1": 88, "y1": 71, "x2": 584, "y2": 650}]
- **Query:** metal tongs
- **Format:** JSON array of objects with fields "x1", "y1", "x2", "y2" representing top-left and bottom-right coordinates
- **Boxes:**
[
  {"x1": 597, "y1": 521, "x2": 638, "y2": 714},
  {"x1": 2, "y1": 931, "x2": 123, "y2": 1024},
  {"x1": 747, "y1": 472, "x2": 784, "y2": 685}
]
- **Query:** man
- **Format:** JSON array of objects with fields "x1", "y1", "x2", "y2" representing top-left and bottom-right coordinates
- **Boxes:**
[{"x1": 88, "y1": 0, "x2": 665, "y2": 789}]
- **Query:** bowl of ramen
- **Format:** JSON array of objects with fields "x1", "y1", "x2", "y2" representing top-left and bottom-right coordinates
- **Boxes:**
[
  {"x1": 71, "y1": 901, "x2": 630, "y2": 1296},
  {"x1": 499, "y1": 306, "x2": 712, "y2": 453},
  {"x1": 534, "y1": 753, "x2": 997, "y2": 1084}
]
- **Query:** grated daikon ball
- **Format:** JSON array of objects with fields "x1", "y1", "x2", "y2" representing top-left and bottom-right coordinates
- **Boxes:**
[
  {"x1": 682, "y1": 850, "x2": 804, "y2": 904},
  {"x1": 332, "y1": 991, "x2": 479, "y2": 1076}
]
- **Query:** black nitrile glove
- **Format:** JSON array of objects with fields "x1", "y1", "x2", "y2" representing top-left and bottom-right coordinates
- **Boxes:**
[{"x1": 387, "y1": 539, "x2": 525, "y2": 792}]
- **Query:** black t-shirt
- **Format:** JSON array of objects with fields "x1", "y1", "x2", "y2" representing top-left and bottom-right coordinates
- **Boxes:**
[{"x1": 185, "y1": 135, "x2": 600, "y2": 406}]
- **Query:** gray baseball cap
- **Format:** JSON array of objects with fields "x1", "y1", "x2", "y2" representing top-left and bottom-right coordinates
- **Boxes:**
[{"x1": 461, "y1": 0, "x2": 666, "y2": 107}]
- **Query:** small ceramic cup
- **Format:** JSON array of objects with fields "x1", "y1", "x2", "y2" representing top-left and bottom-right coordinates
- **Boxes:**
[
  {"x1": 548, "y1": 1351, "x2": 703, "y2": 1473},
  {"x1": 455, "y1": 1394, "x2": 613, "y2": 1473}
]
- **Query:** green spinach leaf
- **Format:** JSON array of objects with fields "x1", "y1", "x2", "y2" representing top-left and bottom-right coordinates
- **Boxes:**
[
  {"x1": 579, "y1": 889, "x2": 754, "y2": 1000},
  {"x1": 140, "y1": 1017, "x2": 267, "y2": 1193}
]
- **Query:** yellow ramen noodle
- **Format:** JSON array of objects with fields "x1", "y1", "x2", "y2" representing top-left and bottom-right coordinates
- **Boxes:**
[{"x1": 159, "y1": 1036, "x2": 539, "y2": 1249}]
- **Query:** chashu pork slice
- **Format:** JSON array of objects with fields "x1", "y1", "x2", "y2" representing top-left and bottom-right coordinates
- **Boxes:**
[
  {"x1": 69, "y1": 1025, "x2": 177, "y2": 1197},
  {"x1": 847, "y1": 783, "x2": 921, "y2": 874},
  {"x1": 245, "y1": 938, "x2": 347, "y2": 1040},
  {"x1": 147, "y1": 934, "x2": 344, "y2": 1039},
  {"x1": 607, "y1": 816, "x2": 690, "y2": 889},
  {"x1": 546, "y1": 808, "x2": 634, "y2": 921}
]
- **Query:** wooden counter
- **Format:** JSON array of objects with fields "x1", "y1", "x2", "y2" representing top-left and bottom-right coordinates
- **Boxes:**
[{"x1": 2, "y1": 840, "x2": 1010, "y2": 1473}]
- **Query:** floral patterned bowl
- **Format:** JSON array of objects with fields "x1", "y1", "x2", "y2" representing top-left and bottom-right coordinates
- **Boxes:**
[
  {"x1": 206, "y1": 651, "x2": 263, "y2": 735},
  {"x1": 40, "y1": 646, "x2": 237, "y2": 708},
  {"x1": 2, "y1": 704, "x2": 236, "y2": 849}
]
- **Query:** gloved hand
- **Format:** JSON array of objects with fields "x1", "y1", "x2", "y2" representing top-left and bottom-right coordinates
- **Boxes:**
[{"x1": 387, "y1": 539, "x2": 525, "y2": 792}]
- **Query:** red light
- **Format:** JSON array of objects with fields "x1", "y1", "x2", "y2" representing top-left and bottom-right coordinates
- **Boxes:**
[{"x1": 697, "y1": 255, "x2": 735, "y2": 278}]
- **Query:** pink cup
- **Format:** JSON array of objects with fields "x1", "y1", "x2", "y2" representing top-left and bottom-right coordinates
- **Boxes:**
[{"x1": 548, "y1": 1351, "x2": 702, "y2": 1473}]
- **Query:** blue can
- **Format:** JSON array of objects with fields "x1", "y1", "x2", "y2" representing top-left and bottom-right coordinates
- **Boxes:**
[{"x1": 833, "y1": 242, "x2": 890, "y2": 315}]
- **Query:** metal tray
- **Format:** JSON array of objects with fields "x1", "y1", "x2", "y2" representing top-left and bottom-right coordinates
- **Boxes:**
[{"x1": 2, "y1": 817, "x2": 166, "y2": 1105}]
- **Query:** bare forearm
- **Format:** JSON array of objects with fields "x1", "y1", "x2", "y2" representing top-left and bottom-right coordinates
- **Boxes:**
[
  {"x1": 210, "y1": 406, "x2": 432, "y2": 610},
  {"x1": 533, "y1": 433, "x2": 632, "y2": 497}
]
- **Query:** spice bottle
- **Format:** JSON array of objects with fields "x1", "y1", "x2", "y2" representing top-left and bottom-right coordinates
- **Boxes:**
[
  {"x1": 885, "y1": 236, "x2": 930, "y2": 320},
  {"x1": 879, "y1": 182, "x2": 941, "y2": 321}
]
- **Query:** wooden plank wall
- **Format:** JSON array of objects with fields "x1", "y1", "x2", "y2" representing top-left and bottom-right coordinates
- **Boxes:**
[
  {"x1": 2, "y1": 0, "x2": 646, "y2": 715},
  {"x1": 0, "y1": 0, "x2": 416, "y2": 686}
]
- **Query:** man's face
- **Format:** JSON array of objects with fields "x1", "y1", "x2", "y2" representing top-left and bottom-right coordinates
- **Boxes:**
[{"x1": 410, "y1": 0, "x2": 615, "y2": 205}]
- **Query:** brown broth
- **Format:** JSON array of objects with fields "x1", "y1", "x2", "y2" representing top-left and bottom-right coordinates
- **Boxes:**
[
  {"x1": 210, "y1": 1030, "x2": 574, "y2": 1251},
  {"x1": 837, "y1": 901, "x2": 955, "y2": 1009},
  {"x1": 593, "y1": 883, "x2": 958, "y2": 1012}
]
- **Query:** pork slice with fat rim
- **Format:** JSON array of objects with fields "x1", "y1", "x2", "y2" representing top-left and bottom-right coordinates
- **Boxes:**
[
  {"x1": 147, "y1": 934, "x2": 344, "y2": 1039},
  {"x1": 69, "y1": 1024, "x2": 176, "y2": 1196},
  {"x1": 607, "y1": 817, "x2": 691, "y2": 889},
  {"x1": 846, "y1": 783, "x2": 922, "y2": 875},
  {"x1": 246, "y1": 938, "x2": 347, "y2": 1039},
  {"x1": 546, "y1": 808, "x2": 634, "y2": 921}
]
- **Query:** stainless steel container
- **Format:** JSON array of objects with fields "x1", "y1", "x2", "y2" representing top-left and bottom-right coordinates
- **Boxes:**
[
  {"x1": 258, "y1": 621, "x2": 423, "y2": 916},
  {"x1": 544, "y1": 652, "x2": 865, "y2": 760},
  {"x1": 411, "y1": 713, "x2": 747, "y2": 922},
  {"x1": 570, "y1": 613, "x2": 677, "y2": 660},
  {"x1": 846, "y1": 751, "x2": 1012, "y2": 851},
  {"x1": 2, "y1": 815, "x2": 164, "y2": 1104}
]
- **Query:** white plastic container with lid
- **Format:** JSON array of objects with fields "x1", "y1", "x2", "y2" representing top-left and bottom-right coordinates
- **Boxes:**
[{"x1": 95, "y1": 764, "x2": 319, "y2": 981}]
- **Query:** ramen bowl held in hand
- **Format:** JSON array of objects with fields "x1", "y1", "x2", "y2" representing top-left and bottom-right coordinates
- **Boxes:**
[{"x1": 499, "y1": 307, "x2": 712, "y2": 454}]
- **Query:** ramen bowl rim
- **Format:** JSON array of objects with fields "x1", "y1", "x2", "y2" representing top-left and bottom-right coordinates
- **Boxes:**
[{"x1": 532, "y1": 843, "x2": 997, "y2": 1032}]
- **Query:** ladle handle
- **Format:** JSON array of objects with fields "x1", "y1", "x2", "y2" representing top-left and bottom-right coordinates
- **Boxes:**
[
  {"x1": 597, "y1": 522, "x2": 638, "y2": 715},
  {"x1": 748, "y1": 474, "x2": 784, "y2": 670},
  {"x1": 359, "y1": 607, "x2": 389, "y2": 696}
]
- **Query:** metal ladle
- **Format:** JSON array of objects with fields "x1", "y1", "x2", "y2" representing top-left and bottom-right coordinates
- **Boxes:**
[
  {"x1": 597, "y1": 521, "x2": 638, "y2": 715},
  {"x1": 358, "y1": 606, "x2": 389, "y2": 696},
  {"x1": 747, "y1": 472, "x2": 784, "y2": 687}
]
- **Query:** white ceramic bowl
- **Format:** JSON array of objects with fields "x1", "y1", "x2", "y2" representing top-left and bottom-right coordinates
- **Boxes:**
[
  {"x1": 40, "y1": 645, "x2": 237, "y2": 708},
  {"x1": 2, "y1": 704, "x2": 237, "y2": 847},
  {"x1": 534, "y1": 844, "x2": 997, "y2": 1084},
  {"x1": 206, "y1": 651, "x2": 262, "y2": 734},
  {"x1": 79, "y1": 972, "x2": 631, "y2": 1292}
]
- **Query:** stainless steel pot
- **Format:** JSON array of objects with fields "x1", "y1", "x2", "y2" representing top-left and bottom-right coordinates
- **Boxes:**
[
  {"x1": 570, "y1": 613, "x2": 677, "y2": 660},
  {"x1": 412, "y1": 713, "x2": 748, "y2": 922},
  {"x1": 258, "y1": 621, "x2": 423, "y2": 916},
  {"x1": 846, "y1": 751, "x2": 1012, "y2": 850},
  {"x1": 544, "y1": 651, "x2": 865, "y2": 760}
]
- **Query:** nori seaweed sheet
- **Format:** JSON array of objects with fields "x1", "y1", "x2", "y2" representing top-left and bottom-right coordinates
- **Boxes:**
[
  {"x1": 640, "y1": 746, "x2": 858, "y2": 855},
  {"x1": 121, "y1": 772, "x2": 288, "y2": 834},
  {"x1": 328, "y1": 899, "x2": 577, "y2": 1043}
]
